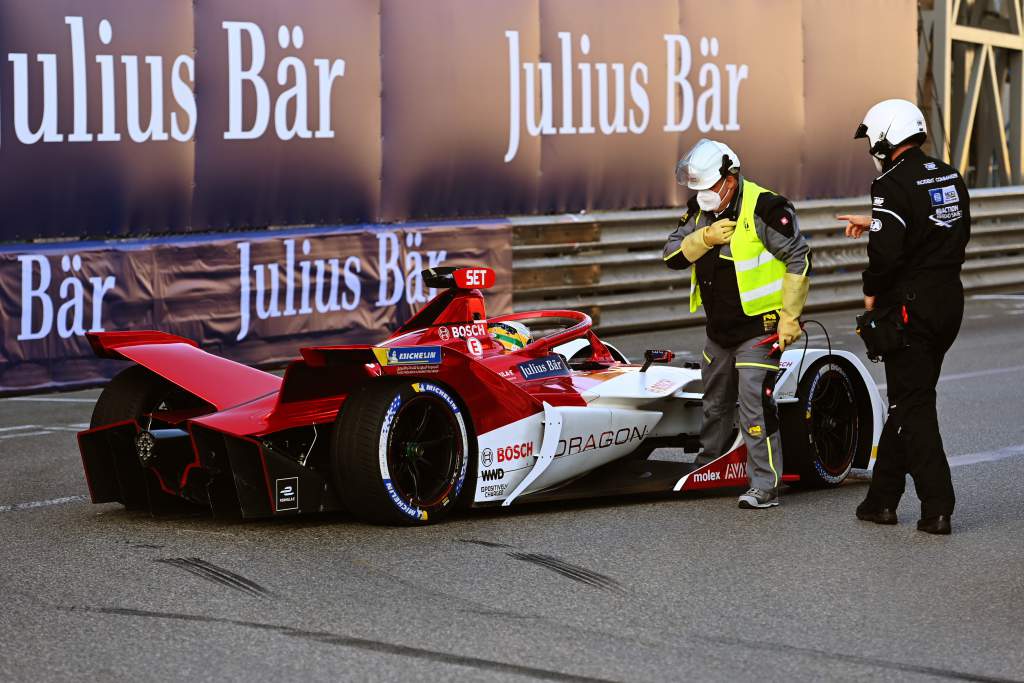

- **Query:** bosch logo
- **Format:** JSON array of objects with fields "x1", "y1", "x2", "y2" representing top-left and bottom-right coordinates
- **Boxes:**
[
  {"x1": 480, "y1": 469, "x2": 505, "y2": 481},
  {"x1": 481, "y1": 448, "x2": 493, "y2": 467},
  {"x1": 497, "y1": 442, "x2": 534, "y2": 463},
  {"x1": 440, "y1": 322, "x2": 488, "y2": 339}
]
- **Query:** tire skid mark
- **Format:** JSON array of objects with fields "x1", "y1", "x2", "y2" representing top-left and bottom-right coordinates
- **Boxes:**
[
  {"x1": 61, "y1": 606, "x2": 617, "y2": 683},
  {"x1": 507, "y1": 552, "x2": 625, "y2": 595},
  {"x1": 699, "y1": 634, "x2": 1022, "y2": 683},
  {"x1": 156, "y1": 558, "x2": 271, "y2": 598},
  {"x1": 458, "y1": 538, "x2": 512, "y2": 548},
  {"x1": 0, "y1": 495, "x2": 89, "y2": 513}
]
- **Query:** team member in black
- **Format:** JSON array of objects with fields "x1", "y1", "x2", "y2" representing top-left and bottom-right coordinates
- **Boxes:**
[{"x1": 839, "y1": 99, "x2": 970, "y2": 535}]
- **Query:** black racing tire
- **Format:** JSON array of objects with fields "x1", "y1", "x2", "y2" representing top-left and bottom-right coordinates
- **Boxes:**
[
  {"x1": 780, "y1": 357, "x2": 872, "y2": 488},
  {"x1": 330, "y1": 378, "x2": 470, "y2": 526},
  {"x1": 90, "y1": 365, "x2": 181, "y2": 428}
]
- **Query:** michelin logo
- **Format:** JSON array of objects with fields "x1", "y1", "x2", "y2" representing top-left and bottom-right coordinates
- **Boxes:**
[{"x1": 374, "y1": 346, "x2": 442, "y2": 366}]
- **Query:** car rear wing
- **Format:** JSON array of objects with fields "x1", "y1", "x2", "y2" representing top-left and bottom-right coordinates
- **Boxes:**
[{"x1": 86, "y1": 331, "x2": 282, "y2": 411}]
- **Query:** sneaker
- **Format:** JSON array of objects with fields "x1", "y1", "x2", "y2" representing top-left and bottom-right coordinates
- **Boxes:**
[{"x1": 738, "y1": 488, "x2": 779, "y2": 509}]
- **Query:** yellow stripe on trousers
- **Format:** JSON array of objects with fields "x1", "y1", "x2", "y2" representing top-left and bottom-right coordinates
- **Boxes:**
[{"x1": 735, "y1": 361, "x2": 778, "y2": 371}]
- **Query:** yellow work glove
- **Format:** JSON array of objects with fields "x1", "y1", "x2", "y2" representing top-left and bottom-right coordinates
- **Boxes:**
[
  {"x1": 680, "y1": 230, "x2": 711, "y2": 262},
  {"x1": 778, "y1": 272, "x2": 810, "y2": 351},
  {"x1": 701, "y1": 218, "x2": 736, "y2": 247}
]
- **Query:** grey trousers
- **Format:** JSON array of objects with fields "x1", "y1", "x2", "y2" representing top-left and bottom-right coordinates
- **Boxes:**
[{"x1": 700, "y1": 334, "x2": 783, "y2": 492}]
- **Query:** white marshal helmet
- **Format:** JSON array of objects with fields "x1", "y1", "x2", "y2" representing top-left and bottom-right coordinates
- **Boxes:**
[
  {"x1": 675, "y1": 138, "x2": 741, "y2": 190},
  {"x1": 855, "y1": 98, "x2": 927, "y2": 160}
]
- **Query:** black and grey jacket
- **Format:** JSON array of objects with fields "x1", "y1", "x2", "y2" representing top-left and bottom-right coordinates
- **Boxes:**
[{"x1": 663, "y1": 177, "x2": 811, "y2": 347}]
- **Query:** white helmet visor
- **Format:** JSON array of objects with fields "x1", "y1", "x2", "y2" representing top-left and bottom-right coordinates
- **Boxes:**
[{"x1": 675, "y1": 138, "x2": 738, "y2": 190}]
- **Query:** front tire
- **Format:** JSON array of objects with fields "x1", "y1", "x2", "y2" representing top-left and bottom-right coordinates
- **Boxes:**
[
  {"x1": 781, "y1": 358, "x2": 871, "y2": 488},
  {"x1": 330, "y1": 379, "x2": 470, "y2": 525}
]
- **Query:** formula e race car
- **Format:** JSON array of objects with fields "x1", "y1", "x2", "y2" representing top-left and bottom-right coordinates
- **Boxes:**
[{"x1": 79, "y1": 267, "x2": 884, "y2": 525}]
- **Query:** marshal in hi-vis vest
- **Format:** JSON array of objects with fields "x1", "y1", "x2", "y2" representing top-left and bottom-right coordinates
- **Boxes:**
[{"x1": 689, "y1": 179, "x2": 787, "y2": 315}]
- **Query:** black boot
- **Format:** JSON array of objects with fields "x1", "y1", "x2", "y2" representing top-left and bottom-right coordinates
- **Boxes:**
[
  {"x1": 856, "y1": 500, "x2": 898, "y2": 525},
  {"x1": 917, "y1": 515, "x2": 952, "y2": 535}
]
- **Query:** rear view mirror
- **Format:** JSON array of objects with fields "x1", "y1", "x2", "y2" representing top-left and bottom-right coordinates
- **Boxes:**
[{"x1": 640, "y1": 349, "x2": 675, "y2": 372}]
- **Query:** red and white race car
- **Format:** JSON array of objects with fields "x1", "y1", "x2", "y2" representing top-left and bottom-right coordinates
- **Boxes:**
[{"x1": 79, "y1": 267, "x2": 883, "y2": 525}]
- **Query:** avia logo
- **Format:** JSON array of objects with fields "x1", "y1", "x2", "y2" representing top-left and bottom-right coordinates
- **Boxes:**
[
  {"x1": 692, "y1": 470, "x2": 721, "y2": 482},
  {"x1": 480, "y1": 469, "x2": 505, "y2": 481},
  {"x1": 497, "y1": 442, "x2": 534, "y2": 463},
  {"x1": 724, "y1": 462, "x2": 747, "y2": 480}
]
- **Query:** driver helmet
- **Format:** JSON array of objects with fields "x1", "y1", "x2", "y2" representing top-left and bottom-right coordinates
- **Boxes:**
[{"x1": 488, "y1": 320, "x2": 532, "y2": 352}]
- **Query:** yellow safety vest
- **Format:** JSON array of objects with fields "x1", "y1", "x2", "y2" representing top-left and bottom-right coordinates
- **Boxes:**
[{"x1": 689, "y1": 179, "x2": 787, "y2": 315}]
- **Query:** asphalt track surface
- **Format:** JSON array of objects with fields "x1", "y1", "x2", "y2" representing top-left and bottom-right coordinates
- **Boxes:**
[{"x1": 2, "y1": 295, "x2": 1024, "y2": 682}]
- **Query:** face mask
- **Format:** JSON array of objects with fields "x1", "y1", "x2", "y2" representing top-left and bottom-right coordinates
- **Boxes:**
[{"x1": 697, "y1": 185, "x2": 725, "y2": 212}]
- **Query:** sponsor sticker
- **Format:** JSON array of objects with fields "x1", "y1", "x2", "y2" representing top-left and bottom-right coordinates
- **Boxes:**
[
  {"x1": 466, "y1": 337, "x2": 484, "y2": 357},
  {"x1": 437, "y1": 321, "x2": 488, "y2": 340},
  {"x1": 924, "y1": 161, "x2": 938, "y2": 170},
  {"x1": 872, "y1": 196, "x2": 884, "y2": 206},
  {"x1": 646, "y1": 378, "x2": 676, "y2": 393},
  {"x1": 480, "y1": 468, "x2": 505, "y2": 481},
  {"x1": 869, "y1": 219, "x2": 882, "y2": 232},
  {"x1": 497, "y1": 442, "x2": 534, "y2": 463},
  {"x1": 517, "y1": 354, "x2": 570, "y2": 381},
  {"x1": 276, "y1": 477, "x2": 299, "y2": 511},
  {"x1": 374, "y1": 346, "x2": 442, "y2": 366},
  {"x1": 481, "y1": 448, "x2": 494, "y2": 467},
  {"x1": 692, "y1": 470, "x2": 721, "y2": 482},
  {"x1": 930, "y1": 185, "x2": 959, "y2": 206},
  {"x1": 481, "y1": 482, "x2": 509, "y2": 498},
  {"x1": 747, "y1": 425, "x2": 762, "y2": 436},
  {"x1": 724, "y1": 462, "x2": 748, "y2": 479},
  {"x1": 555, "y1": 425, "x2": 649, "y2": 457}
]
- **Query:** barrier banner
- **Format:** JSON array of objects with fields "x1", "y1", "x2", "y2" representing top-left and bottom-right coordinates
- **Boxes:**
[
  {"x1": 0, "y1": 222, "x2": 512, "y2": 394},
  {"x1": 0, "y1": 1, "x2": 917, "y2": 238},
  {"x1": 0, "y1": 0, "x2": 195, "y2": 240},
  {"x1": 192, "y1": 0, "x2": 382, "y2": 229}
]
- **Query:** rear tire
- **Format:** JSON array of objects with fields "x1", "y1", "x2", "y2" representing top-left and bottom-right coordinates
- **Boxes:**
[
  {"x1": 781, "y1": 358, "x2": 871, "y2": 488},
  {"x1": 91, "y1": 365, "x2": 181, "y2": 428},
  {"x1": 330, "y1": 379, "x2": 470, "y2": 525}
]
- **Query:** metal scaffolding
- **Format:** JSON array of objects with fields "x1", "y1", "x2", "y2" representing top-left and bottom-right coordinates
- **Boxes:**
[{"x1": 920, "y1": 0, "x2": 1024, "y2": 185}]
